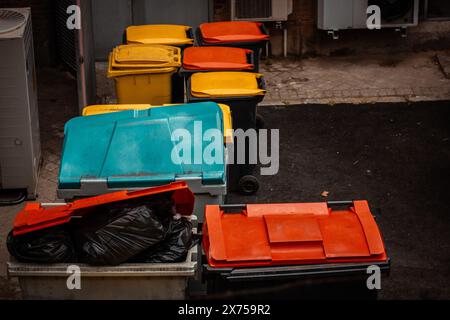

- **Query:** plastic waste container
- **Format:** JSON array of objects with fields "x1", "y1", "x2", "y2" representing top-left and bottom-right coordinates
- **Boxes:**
[
  {"x1": 187, "y1": 72, "x2": 266, "y2": 195},
  {"x1": 124, "y1": 25, "x2": 195, "y2": 103},
  {"x1": 57, "y1": 103, "x2": 227, "y2": 223},
  {"x1": 180, "y1": 46, "x2": 256, "y2": 110},
  {"x1": 82, "y1": 103, "x2": 233, "y2": 145},
  {"x1": 202, "y1": 201, "x2": 390, "y2": 300},
  {"x1": 125, "y1": 24, "x2": 194, "y2": 48},
  {"x1": 107, "y1": 44, "x2": 181, "y2": 105},
  {"x1": 7, "y1": 182, "x2": 199, "y2": 300},
  {"x1": 196, "y1": 21, "x2": 269, "y2": 72},
  {"x1": 181, "y1": 46, "x2": 255, "y2": 74}
]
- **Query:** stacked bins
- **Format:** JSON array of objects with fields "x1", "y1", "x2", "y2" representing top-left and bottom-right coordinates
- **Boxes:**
[
  {"x1": 124, "y1": 25, "x2": 195, "y2": 103},
  {"x1": 180, "y1": 46, "x2": 255, "y2": 121},
  {"x1": 187, "y1": 72, "x2": 266, "y2": 194},
  {"x1": 196, "y1": 21, "x2": 269, "y2": 72},
  {"x1": 7, "y1": 182, "x2": 198, "y2": 300},
  {"x1": 107, "y1": 44, "x2": 181, "y2": 105},
  {"x1": 203, "y1": 201, "x2": 390, "y2": 300},
  {"x1": 57, "y1": 102, "x2": 227, "y2": 224}
]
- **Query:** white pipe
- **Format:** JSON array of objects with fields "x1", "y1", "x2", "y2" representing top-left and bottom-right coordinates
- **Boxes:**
[{"x1": 283, "y1": 27, "x2": 288, "y2": 57}]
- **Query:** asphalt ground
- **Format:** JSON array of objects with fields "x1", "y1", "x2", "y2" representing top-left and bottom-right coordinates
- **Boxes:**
[
  {"x1": 1, "y1": 67, "x2": 449, "y2": 300},
  {"x1": 227, "y1": 101, "x2": 450, "y2": 300}
]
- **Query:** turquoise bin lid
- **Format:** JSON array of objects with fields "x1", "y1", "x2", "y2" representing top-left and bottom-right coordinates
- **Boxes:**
[{"x1": 58, "y1": 102, "x2": 226, "y2": 189}]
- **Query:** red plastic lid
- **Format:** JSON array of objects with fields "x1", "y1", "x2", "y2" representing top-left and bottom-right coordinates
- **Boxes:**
[
  {"x1": 199, "y1": 21, "x2": 269, "y2": 44},
  {"x1": 203, "y1": 201, "x2": 388, "y2": 268},
  {"x1": 183, "y1": 46, "x2": 254, "y2": 71},
  {"x1": 13, "y1": 182, "x2": 195, "y2": 236}
]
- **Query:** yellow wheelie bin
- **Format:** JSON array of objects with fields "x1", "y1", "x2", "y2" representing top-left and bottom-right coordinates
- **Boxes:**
[
  {"x1": 125, "y1": 24, "x2": 194, "y2": 49},
  {"x1": 124, "y1": 25, "x2": 195, "y2": 103},
  {"x1": 187, "y1": 72, "x2": 266, "y2": 195},
  {"x1": 107, "y1": 44, "x2": 181, "y2": 105}
]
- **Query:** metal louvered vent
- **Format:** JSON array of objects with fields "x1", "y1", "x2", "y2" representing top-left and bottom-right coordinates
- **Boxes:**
[
  {"x1": 0, "y1": 9, "x2": 26, "y2": 34},
  {"x1": 235, "y1": 0, "x2": 272, "y2": 19},
  {"x1": 55, "y1": 0, "x2": 77, "y2": 73},
  {"x1": 369, "y1": 0, "x2": 415, "y2": 21}
]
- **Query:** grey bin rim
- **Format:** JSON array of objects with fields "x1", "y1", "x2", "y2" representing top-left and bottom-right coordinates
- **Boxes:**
[{"x1": 7, "y1": 246, "x2": 198, "y2": 278}]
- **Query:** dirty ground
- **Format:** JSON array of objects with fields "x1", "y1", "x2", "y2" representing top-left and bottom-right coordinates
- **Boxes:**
[{"x1": 228, "y1": 101, "x2": 450, "y2": 300}]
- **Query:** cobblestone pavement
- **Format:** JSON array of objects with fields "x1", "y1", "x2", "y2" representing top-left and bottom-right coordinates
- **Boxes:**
[
  {"x1": 35, "y1": 69, "x2": 79, "y2": 203},
  {"x1": 97, "y1": 50, "x2": 450, "y2": 106},
  {"x1": 260, "y1": 50, "x2": 450, "y2": 106},
  {"x1": 0, "y1": 68, "x2": 78, "y2": 298}
]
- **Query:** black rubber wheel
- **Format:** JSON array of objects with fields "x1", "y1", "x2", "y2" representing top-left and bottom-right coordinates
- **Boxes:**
[
  {"x1": 256, "y1": 113, "x2": 265, "y2": 130},
  {"x1": 0, "y1": 189, "x2": 26, "y2": 206},
  {"x1": 238, "y1": 175, "x2": 260, "y2": 195}
]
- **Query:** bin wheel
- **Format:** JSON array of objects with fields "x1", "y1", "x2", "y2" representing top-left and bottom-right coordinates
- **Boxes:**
[
  {"x1": 256, "y1": 113, "x2": 265, "y2": 130},
  {"x1": 238, "y1": 175, "x2": 259, "y2": 195}
]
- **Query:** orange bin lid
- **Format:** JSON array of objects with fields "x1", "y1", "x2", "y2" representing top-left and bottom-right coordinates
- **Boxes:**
[
  {"x1": 203, "y1": 201, "x2": 388, "y2": 268},
  {"x1": 183, "y1": 47, "x2": 254, "y2": 71},
  {"x1": 199, "y1": 21, "x2": 269, "y2": 44},
  {"x1": 13, "y1": 182, "x2": 195, "y2": 236}
]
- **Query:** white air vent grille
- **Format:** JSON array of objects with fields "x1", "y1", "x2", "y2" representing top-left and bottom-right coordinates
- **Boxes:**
[
  {"x1": 0, "y1": 9, "x2": 26, "y2": 34},
  {"x1": 235, "y1": 0, "x2": 272, "y2": 19},
  {"x1": 232, "y1": 0, "x2": 293, "y2": 22}
]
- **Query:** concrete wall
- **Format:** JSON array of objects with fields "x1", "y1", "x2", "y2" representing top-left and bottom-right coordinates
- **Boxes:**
[{"x1": 213, "y1": 0, "x2": 450, "y2": 56}]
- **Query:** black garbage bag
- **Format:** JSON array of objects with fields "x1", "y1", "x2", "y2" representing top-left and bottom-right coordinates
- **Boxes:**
[
  {"x1": 73, "y1": 204, "x2": 168, "y2": 266},
  {"x1": 131, "y1": 217, "x2": 193, "y2": 263},
  {"x1": 7, "y1": 227, "x2": 76, "y2": 263},
  {"x1": 147, "y1": 193, "x2": 177, "y2": 222}
]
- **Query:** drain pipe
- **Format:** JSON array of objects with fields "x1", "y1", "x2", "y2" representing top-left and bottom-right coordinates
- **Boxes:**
[
  {"x1": 275, "y1": 21, "x2": 288, "y2": 58},
  {"x1": 76, "y1": 0, "x2": 87, "y2": 112}
]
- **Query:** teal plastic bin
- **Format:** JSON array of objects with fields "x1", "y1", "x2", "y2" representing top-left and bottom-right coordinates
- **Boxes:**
[{"x1": 57, "y1": 102, "x2": 227, "y2": 222}]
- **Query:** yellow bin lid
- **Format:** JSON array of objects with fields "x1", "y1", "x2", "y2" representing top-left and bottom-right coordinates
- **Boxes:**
[
  {"x1": 107, "y1": 53, "x2": 176, "y2": 78},
  {"x1": 190, "y1": 72, "x2": 266, "y2": 98},
  {"x1": 126, "y1": 25, "x2": 194, "y2": 45},
  {"x1": 82, "y1": 103, "x2": 233, "y2": 144},
  {"x1": 82, "y1": 104, "x2": 152, "y2": 116},
  {"x1": 112, "y1": 44, "x2": 181, "y2": 69}
]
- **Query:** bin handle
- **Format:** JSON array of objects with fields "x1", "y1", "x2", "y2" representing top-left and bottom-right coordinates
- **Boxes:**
[
  {"x1": 327, "y1": 200, "x2": 353, "y2": 207},
  {"x1": 219, "y1": 204, "x2": 247, "y2": 213},
  {"x1": 186, "y1": 28, "x2": 194, "y2": 42},
  {"x1": 220, "y1": 202, "x2": 355, "y2": 213},
  {"x1": 258, "y1": 77, "x2": 267, "y2": 90},
  {"x1": 247, "y1": 51, "x2": 255, "y2": 69},
  {"x1": 259, "y1": 24, "x2": 269, "y2": 37}
]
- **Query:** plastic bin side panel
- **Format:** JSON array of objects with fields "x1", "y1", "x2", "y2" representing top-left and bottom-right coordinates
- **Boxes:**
[
  {"x1": 19, "y1": 276, "x2": 188, "y2": 300},
  {"x1": 115, "y1": 72, "x2": 174, "y2": 105}
]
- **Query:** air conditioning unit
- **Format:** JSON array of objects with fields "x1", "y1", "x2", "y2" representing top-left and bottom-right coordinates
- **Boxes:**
[
  {"x1": 318, "y1": 0, "x2": 419, "y2": 37},
  {"x1": 0, "y1": 8, "x2": 41, "y2": 199},
  {"x1": 231, "y1": 0, "x2": 293, "y2": 21}
]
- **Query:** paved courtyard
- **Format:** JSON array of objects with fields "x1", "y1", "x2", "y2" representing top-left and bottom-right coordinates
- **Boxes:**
[
  {"x1": 96, "y1": 50, "x2": 450, "y2": 105},
  {"x1": 0, "y1": 50, "x2": 449, "y2": 299},
  {"x1": 261, "y1": 50, "x2": 450, "y2": 105}
]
